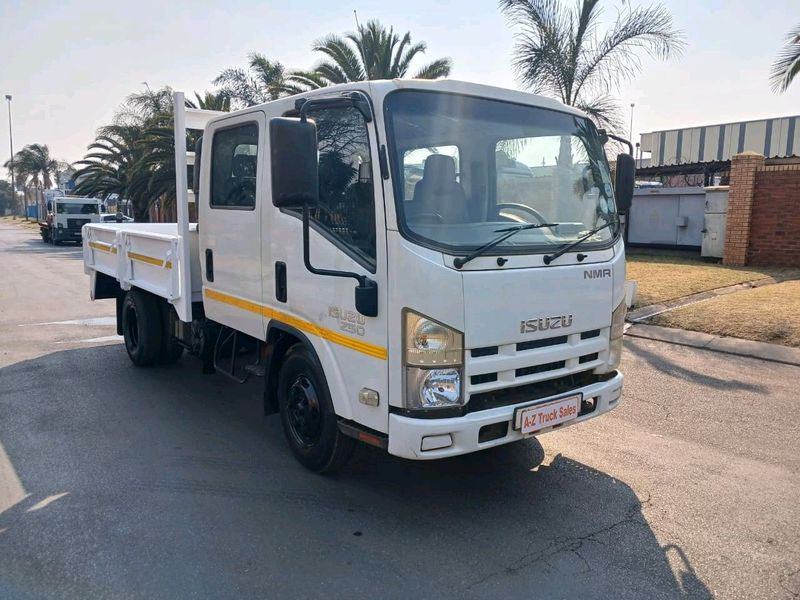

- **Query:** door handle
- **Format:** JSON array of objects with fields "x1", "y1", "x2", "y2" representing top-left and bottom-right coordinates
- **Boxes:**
[
  {"x1": 275, "y1": 261, "x2": 287, "y2": 302},
  {"x1": 205, "y1": 249, "x2": 214, "y2": 282}
]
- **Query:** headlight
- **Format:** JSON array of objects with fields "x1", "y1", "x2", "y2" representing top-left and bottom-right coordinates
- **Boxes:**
[
  {"x1": 57, "y1": 223, "x2": 63, "y2": 228},
  {"x1": 405, "y1": 367, "x2": 462, "y2": 409},
  {"x1": 595, "y1": 299, "x2": 627, "y2": 374},
  {"x1": 404, "y1": 310, "x2": 464, "y2": 409},
  {"x1": 405, "y1": 311, "x2": 463, "y2": 367}
]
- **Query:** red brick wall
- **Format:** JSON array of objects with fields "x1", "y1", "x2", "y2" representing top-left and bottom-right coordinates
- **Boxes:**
[{"x1": 747, "y1": 167, "x2": 800, "y2": 267}]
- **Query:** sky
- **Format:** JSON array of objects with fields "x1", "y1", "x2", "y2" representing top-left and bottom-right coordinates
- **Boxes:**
[{"x1": 1, "y1": 0, "x2": 798, "y2": 166}]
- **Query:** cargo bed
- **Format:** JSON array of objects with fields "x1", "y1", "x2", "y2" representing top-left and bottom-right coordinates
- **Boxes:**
[{"x1": 82, "y1": 222, "x2": 201, "y2": 322}]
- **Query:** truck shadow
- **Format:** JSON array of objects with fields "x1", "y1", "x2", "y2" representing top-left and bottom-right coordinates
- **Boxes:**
[{"x1": 0, "y1": 345, "x2": 711, "y2": 599}]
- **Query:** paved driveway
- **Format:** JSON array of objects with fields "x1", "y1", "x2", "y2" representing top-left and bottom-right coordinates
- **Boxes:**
[{"x1": 1, "y1": 222, "x2": 798, "y2": 599}]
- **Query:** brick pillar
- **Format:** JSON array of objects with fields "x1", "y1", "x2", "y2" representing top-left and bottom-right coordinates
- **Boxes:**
[{"x1": 723, "y1": 152, "x2": 765, "y2": 266}]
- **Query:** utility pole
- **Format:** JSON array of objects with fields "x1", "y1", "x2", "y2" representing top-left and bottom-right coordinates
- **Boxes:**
[{"x1": 5, "y1": 94, "x2": 19, "y2": 219}]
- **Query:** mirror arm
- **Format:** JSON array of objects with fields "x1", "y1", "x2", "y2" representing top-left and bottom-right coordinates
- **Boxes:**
[
  {"x1": 302, "y1": 205, "x2": 367, "y2": 286},
  {"x1": 606, "y1": 132, "x2": 634, "y2": 156}
]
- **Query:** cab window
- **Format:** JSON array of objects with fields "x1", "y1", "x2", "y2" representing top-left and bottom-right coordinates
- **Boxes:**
[
  {"x1": 304, "y1": 105, "x2": 376, "y2": 268},
  {"x1": 210, "y1": 123, "x2": 259, "y2": 209}
]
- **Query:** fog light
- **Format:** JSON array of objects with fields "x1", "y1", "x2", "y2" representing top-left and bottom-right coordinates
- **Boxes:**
[{"x1": 421, "y1": 434, "x2": 453, "y2": 451}]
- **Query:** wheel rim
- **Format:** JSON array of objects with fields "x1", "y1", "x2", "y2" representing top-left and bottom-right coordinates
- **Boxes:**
[
  {"x1": 286, "y1": 375, "x2": 322, "y2": 448},
  {"x1": 125, "y1": 305, "x2": 139, "y2": 352}
]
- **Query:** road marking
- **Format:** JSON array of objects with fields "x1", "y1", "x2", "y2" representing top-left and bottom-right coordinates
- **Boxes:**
[
  {"x1": 27, "y1": 492, "x2": 69, "y2": 512},
  {"x1": 55, "y1": 335, "x2": 123, "y2": 344},
  {"x1": 22, "y1": 316, "x2": 117, "y2": 327}
]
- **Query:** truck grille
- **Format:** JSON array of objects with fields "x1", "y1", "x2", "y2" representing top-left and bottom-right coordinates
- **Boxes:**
[
  {"x1": 67, "y1": 218, "x2": 90, "y2": 229},
  {"x1": 466, "y1": 328, "x2": 609, "y2": 396}
]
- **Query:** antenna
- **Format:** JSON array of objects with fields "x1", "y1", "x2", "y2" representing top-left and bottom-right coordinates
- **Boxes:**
[{"x1": 353, "y1": 9, "x2": 361, "y2": 29}]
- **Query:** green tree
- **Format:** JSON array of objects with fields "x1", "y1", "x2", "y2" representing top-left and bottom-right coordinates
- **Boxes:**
[
  {"x1": 498, "y1": 0, "x2": 684, "y2": 129},
  {"x1": 213, "y1": 53, "x2": 295, "y2": 107},
  {"x1": 73, "y1": 86, "x2": 186, "y2": 222},
  {"x1": 0, "y1": 180, "x2": 13, "y2": 214},
  {"x1": 4, "y1": 144, "x2": 60, "y2": 216},
  {"x1": 296, "y1": 20, "x2": 452, "y2": 88},
  {"x1": 770, "y1": 23, "x2": 800, "y2": 93},
  {"x1": 186, "y1": 90, "x2": 231, "y2": 112}
]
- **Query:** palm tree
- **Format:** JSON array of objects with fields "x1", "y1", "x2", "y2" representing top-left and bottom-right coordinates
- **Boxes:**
[
  {"x1": 186, "y1": 91, "x2": 231, "y2": 112},
  {"x1": 72, "y1": 125, "x2": 150, "y2": 221},
  {"x1": 4, "y1": 144, "x2": 59, "y2": 217},
  {"x1": 295, "y1": 20, "x2": 452, "y2": 88},
  {"x1": 770, "y1": 23, "x2": 800, "y2": 93},
  {"x1": 499, "y1": 0, "x2": 685, "y2": 130},
  {"x1": 213, "y1": 54, "x2": 295, "y2": 107}
]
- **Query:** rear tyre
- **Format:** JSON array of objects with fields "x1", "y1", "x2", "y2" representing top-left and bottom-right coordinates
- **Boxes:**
[
  {"x1": 277, "y1": 345, "x2": 355, "y2": 473},
  {"x1": 121, "y1": 289, "x2": 162, "y2": 367}
]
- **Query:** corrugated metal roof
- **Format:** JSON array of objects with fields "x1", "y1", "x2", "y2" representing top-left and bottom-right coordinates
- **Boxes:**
[{"x1": 640, "y1": 115, "x2": 799, "y2": 167}]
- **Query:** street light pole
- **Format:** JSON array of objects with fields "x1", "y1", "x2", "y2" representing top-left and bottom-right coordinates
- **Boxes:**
[
  {"x1": 5, "y1": 94, "x2": 18, "y2": 219},
  {"x1": 629, "y1": 103, "x2": 635, "y2": 142}
]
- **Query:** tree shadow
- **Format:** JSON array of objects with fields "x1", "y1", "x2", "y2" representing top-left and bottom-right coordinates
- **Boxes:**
[
  {"x1": 0, "y1": 237, "x2": 84, "y2": 259},
  {"x1": 624, "y1": 337, "x2": 769, "y2": 393},
  {"x1": 0, "y1": 345, "x2": 711, "y2": 599}
]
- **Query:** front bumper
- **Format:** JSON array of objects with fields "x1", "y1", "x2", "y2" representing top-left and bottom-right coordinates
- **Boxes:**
[{"x1": 388, "y1": 371, "x2": 623, "y2": 459}]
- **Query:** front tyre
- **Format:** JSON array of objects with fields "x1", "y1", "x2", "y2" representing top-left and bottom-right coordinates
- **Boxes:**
[
  {"x1": 121, "y1": 289, "x2": 162, "y2": 367},
  {"x1": 277, "y1": 345, "x2": 355, "y2": 473}
]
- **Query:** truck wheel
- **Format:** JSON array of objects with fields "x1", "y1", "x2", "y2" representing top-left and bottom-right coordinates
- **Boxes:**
[
  {"x1": 121, "y1": 289, "x2": 162, "y2": 367},
  {"x1": 277, "y1": 345, "x2": 355, "y2": 473}
]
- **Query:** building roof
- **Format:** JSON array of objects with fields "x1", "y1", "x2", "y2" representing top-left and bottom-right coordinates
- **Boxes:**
[{"x1": 640, "y1": 115, "x2": 799, "y2": 167}]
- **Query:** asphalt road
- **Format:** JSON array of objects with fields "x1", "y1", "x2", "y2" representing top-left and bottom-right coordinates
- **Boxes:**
[{"x1": 1, "y1": 221, "x2": 798, "y2": 599}]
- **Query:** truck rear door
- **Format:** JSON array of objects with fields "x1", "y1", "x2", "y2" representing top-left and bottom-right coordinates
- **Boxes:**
[{"x1": 198, "y1": 110, "x2": 266, "y2": 339}]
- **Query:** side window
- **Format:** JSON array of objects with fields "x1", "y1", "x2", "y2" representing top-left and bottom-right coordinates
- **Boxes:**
[
  {"x1": 306, "y1": 106, "x2": 376, "y2": 266},
  {"x1": 210, "y1": 123, "x2": 259, "y2": 209},
  {"x1": 403, "y1": 145, "x2": 459, "y2": 201}
]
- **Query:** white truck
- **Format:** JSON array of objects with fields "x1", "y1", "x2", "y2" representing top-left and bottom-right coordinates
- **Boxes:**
[
  {"x1": 82, "y1": 80, "x2": 635, "y2": 472},
  {"x1": 41, "y1": 195, "x2": 103, "y2": 244}
]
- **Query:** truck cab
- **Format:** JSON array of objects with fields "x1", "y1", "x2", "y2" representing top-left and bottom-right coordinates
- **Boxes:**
[
  {"x1": 43, "y1": 196, "x2": 103, "y2": 244},
  {"x1": 82, "y1": 79, "x2": 634, "y2": 472}
]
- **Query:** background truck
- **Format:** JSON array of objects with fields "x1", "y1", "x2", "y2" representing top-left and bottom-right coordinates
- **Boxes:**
[
  {"x1": 41, "y1": 195, "x2": 103, "y2": 244},
  {"x1": 81, "y1": 80, "x2": 635, "y2": 473}
]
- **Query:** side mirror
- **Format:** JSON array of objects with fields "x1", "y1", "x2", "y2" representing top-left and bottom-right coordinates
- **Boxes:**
[
  {"x1": 270, "y1": 117, "x2": 318, "y2": 209},
  {"x1": 192, "y1": 136, "x2": 203, "y2": 197},
  {"x1": 46, "y1": 201, "x2": 52, "y2": 212},
  {"x1": 615, "y1": 153, "x2": 635, "y2": 213}
]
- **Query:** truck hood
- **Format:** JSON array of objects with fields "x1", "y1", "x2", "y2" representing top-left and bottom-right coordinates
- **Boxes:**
[{"x1": 462, "y1": 261, "x2": 615, "y2": 348}]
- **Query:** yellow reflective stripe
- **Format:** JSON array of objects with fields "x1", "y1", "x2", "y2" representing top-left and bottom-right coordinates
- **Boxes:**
[
  {"x1": 127, "y1": 251, "x2": 172, "y2": 269},
  {"x1": 203, "y1": 287, "x2": 387, "y2": 360},
  {"x1": 89, "y1": 241, "x2": 117, "y2": 254}
]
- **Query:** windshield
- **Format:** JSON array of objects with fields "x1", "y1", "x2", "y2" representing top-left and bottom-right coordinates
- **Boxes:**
[
  {"x1": 57, "y1": 202, "x2": 98, "y2": 215},
  {"x1": 385, "y1": 90, "x2": 619, "y2": 254}
]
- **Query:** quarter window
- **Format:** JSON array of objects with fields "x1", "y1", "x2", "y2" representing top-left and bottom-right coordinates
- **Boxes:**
[{"x1": 210, "y1": 123, "x2": 259, "y2": 209}]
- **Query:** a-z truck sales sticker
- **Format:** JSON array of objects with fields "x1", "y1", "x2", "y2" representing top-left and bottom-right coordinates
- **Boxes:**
[{"x1": 514, "y1": 394, "x2": 581, "y2": 435}]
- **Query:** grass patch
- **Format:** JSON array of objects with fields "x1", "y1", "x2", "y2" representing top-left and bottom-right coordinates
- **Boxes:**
[
  {"x1": 0, "y1": 215, "x2": 40, "y2": 230},
  {"x1": 651, "y1": 281, "x2": 800, "y2": 347},
  {"x1": 627, "y1": 253, "x2": 800, "y2": 307}
]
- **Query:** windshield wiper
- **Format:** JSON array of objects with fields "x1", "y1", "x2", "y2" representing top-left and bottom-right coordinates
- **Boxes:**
[
  {"x1": 542, "y1": 218, "x2": 617, "y2": 265},
  {"x1": 453, "y1": 223, "x2": 559, "y2": 269}
]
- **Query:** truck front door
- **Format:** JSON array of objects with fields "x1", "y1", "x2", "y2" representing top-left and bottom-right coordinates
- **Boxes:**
[{"x1": 263, "y1": 102, "x2": 389, "y2": 433}]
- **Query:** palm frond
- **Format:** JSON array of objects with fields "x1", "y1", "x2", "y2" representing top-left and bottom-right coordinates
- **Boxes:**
[
  {"x1": 770, "y1": 23, "x2": 800, "y2": 93},
  {"x1": 413, "y1": 58, "x2": 453, "y2": 79}
]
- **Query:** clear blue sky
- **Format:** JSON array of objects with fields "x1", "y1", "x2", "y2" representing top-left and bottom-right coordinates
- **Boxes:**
[{"x1": 1, "y1": 0, "x2": 797, "y2": 165}]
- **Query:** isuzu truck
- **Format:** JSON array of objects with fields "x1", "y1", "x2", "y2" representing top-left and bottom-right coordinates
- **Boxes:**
[{"x1": 81, "y1": 80, "x2": 635, "y2": 472}]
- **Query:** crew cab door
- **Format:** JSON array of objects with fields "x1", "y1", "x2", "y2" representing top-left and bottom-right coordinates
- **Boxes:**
[
  {"x1": 263, "y1": 101, "x2": 389, "y2": 433},
  {"x1": 199, "y1": 110, "x2": 266, "y2": 339}
]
